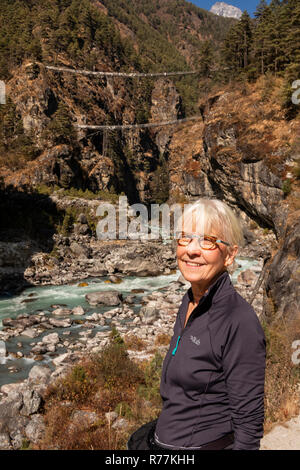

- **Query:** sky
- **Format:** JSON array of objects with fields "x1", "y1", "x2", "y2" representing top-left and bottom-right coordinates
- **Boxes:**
[{"x1": 189, "y1": 0, "x2": 269, "y2": 17}]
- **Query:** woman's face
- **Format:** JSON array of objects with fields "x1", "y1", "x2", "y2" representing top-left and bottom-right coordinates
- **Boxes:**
[{"x1": 176, "y1": 229, "x2": 237, "y2": 288}]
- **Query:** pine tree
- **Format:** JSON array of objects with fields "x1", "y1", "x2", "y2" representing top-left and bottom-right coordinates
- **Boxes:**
[
  {"x1": 222, "y1": 11, "x2": 253, "y2": 73},
  {"x1": 254, "y1": 0, "x2": 268, "y2": 19},
  {"x1": 199, "y1": 40, "x2": 214, "y2": 78}
]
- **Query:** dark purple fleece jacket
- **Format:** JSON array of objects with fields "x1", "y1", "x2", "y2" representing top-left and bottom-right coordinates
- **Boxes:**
[{"x1": 154, "y1": 271, "x2": 266, "y2": 450}]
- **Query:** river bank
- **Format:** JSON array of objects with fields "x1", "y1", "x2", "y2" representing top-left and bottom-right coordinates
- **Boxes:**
[{"x1": 0, "y1": 227, "x2": 276, "y2": 449}]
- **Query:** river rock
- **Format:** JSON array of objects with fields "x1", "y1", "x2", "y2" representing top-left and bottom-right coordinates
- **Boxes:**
[
  {"x1": 2, "y1": 318, "x2": 15, "y2": 327},
  {"x1": 42, "y1": 332, "x2": 59, "y2": 345},
  {"x1": 52, "y1": 308, "x2": 72, "y2": 316},
  {"x1": 0, "y1": 341, "x2": 6, "y2": 357},
  {"x1": 52, "y1": 353, "x2": 69, "y2": 366},
  {"x1": 22, "y1": 328, "x2": 40, "y2": 338},
  {"x1": 28, "y1": 365, "x2": 52, "y2": 385},
  {"x1": 85, "y1": 290, "x2": 123, "y2": 306},
  {"x1": 49, "y1": 318, "x2": 72, "y2": 328},
  {"x1": 117, "y1": 259, "x2": 162, "y2": 277},
  {"x1": 72, "y1": 305, "x2": 85, "y2": 315},
  {"x1": 124, "y1": 295, "x2": 136, "y2": 304},
  {"x1": 0, "y1": 383, "x2": 23, "y2": 395},
  {"x1": 139, "y1": 306, "x2": 159, "y2": 324}
]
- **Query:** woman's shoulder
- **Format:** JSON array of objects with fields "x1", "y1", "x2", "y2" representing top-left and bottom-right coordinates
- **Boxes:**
[{"x1": 212, "y1": 285, "x2": 262, "y2": 330}]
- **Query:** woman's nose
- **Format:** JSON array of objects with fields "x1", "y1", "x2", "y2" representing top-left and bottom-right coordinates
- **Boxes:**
[{"x1": 186, "y1": 238, "x2": 201, "y2": 253}]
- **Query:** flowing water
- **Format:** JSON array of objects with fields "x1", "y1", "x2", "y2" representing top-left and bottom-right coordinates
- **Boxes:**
[{"x1": 0, "y1": 257, "x2": 258, "y2": 386}]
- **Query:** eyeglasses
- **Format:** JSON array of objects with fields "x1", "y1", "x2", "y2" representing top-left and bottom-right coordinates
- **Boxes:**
[{"x1": 175, "y1": 233, "x2": 230, "y2": 250}]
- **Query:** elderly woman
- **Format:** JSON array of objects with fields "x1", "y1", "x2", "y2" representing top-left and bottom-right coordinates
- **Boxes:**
[{"x1": 128, "y1": 198, "x2": 266, "y2": 451}]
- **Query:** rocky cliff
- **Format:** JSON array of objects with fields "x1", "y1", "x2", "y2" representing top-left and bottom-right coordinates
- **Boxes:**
[{"x1": 167, "y1": 78, "x2": 300, "y2": 320}]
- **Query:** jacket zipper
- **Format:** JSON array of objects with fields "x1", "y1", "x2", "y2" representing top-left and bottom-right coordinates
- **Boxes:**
[{"x1": 164, "y1": 307, "x2": 199, "y2": 382}]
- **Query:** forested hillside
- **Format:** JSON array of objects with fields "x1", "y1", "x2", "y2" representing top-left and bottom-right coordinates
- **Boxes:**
[{"x1": 222, "y1": 0, "x2": 300, "y2": 117}]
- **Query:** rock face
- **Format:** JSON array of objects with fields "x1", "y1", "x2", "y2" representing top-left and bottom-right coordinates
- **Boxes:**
[
  {"x1": 210, "y1": 2, "x2": 242, "y2": 19},
  {"x1": 168, "y1": 84, "x2": 300, "y2": 321},
  {"x1": 1, "y1": 61, "x2": 181, "y2": 206}
]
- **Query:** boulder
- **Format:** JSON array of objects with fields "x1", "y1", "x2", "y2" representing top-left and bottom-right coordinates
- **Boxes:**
[
  {"x1": 28, "y1": 365, "x2": 52, "y2": 385},
  {"x1": 0, "y1": 432, "x2": 11, "y2": 450},
  {"x1": 124, "y1": 295, "x2": 136, "y2": 304},
  {"x1": 20, "y1": 388, "x2": 42, "y2": 416},
  {"x1": 25, "y1": 414, "x2": 45, "y2": 444},
  {"x1": 0, "y1": 383, "x2": 23, "y2": 395},
  {"x1": 85, "y1": 290, "x2": 123, "y2": 307},
  {"x1": 52, "y1": 353, "x2": 69, "y2": 366},
  {"x1": 111, "y1": 417, "x2": 130, "y2": 430},
  {"x1": 70, "y1": 242, "x2": 90, "y2": 258},
  {"x1": 104, "y1": 411, "x2": 118, "y2": 424},
  {"x1": 70, "y1": 410, "x2": 99, "y2": 429},
  {"x1": 42, "y1": 332, "x2": 59, "y2": 345},
  {"x1": 72, "y1": 305, "x2": 85, "y2": 316},
  {"x1": 8, "y1": 415, "x2": 29, "y2": 449},
  {"x1": 49, "y1": 318, "x2": 72, "y2": 328},
  {"x1": 139, "y1": 306, "x2": 160, "y2": 324},
  {"x1": 52, "y1": 308, "x2": 72, "y2": 316},
  {"x1": 22, "y1": 328, "x2": 40, "y2": 338},
  {"x1": 237, "y1": 269, "x2": 258, "y2": 286}
]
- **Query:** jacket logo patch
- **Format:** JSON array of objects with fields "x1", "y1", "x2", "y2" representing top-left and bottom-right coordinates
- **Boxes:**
[{"x1": 190, "y1": 335, "x2": 200, "y2": 346}]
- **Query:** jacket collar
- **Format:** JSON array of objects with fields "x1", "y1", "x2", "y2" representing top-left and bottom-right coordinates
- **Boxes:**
[
  {"x1": 187, "y1": 270, "x2": 233, "y2": 305},
  {"x1": 179, "y1": 271, "x2": 233, "y2": 324}
]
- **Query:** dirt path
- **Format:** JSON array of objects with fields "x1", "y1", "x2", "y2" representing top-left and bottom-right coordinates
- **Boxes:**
[{"x1": 260, "y1": 415, "x2": 300, "y2": 450}]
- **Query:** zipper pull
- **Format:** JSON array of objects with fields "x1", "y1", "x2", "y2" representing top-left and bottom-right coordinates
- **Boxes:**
[{"x1": 172, "y1": 335, "x2": 181, "y2": 356}]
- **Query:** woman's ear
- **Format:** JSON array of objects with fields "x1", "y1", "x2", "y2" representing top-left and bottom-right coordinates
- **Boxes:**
[{"x1": 224, "y1": 245, "x2": 238, "y2": 267}]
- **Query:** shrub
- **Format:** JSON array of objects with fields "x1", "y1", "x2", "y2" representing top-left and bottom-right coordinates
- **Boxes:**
[
  {"x1": 282, "y1": 179, "x2": 292, "y2": 196},
  {"x1": 138, "y1": 351, "x2": 163, "y2": 406}
]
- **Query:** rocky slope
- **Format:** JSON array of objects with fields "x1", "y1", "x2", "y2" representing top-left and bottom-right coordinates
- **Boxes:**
[{"x1": 167, "y1": 79, "x2": 300, "y2": 321}]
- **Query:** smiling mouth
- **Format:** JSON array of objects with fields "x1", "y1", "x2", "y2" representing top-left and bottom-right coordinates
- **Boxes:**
[{"x1": 183, "y1": 261, "x2": 205, "y2": 267}]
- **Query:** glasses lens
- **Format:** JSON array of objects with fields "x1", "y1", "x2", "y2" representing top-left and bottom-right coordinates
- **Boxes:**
[
  {"x1": 177, "y1": 236, "x2": 191, "y2": 246},
  {"x1": 177, "y1": 235, "x2": 217, "y2": 249},
  {"x1": 199, "y1": 237, "x2": 216, "y2": 249}
]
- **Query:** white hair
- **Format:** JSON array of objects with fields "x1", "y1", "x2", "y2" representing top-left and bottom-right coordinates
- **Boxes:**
[{"x1": 176, "y1": 198, "x2": 244, "y2": 248}]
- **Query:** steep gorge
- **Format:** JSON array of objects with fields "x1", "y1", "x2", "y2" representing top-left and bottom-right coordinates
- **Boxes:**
[{"x1": 0, "y1": 0, "x2": 299, "y2": 323}]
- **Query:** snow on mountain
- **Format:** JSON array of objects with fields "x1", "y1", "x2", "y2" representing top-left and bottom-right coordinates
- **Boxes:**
[{"x1": 210, "y1": 2, "x2": 243, "y2": 19}]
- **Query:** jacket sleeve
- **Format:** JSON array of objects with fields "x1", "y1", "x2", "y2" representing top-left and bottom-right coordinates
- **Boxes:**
[{"x1": 221, "y1": 306, "x2": 266, "y2": 450}]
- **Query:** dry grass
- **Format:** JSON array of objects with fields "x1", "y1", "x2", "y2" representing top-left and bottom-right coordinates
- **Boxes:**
[
  {"x1": 36, "y1": 329, "x2": 163, "y2": 450},
  {"x1": 155, "y1": 333, "x2": 172, "y2": 346},
  {"x1": 124, "y1": 334, "x2": 147, "y2": 351},
  {"x1": 263, "y1": 317, "x2": 300, "y2": 433}
]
